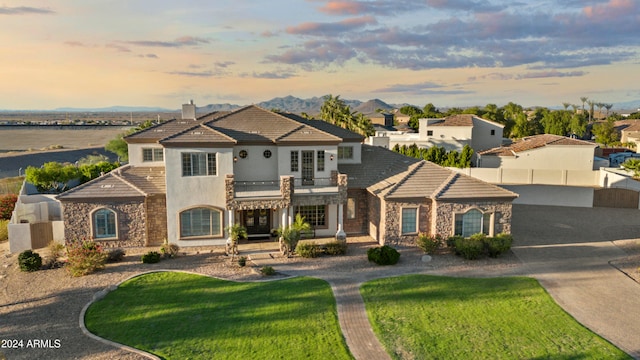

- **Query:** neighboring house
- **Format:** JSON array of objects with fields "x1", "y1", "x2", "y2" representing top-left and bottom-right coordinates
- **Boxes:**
[
  {"x1": 617, "y1": 120, "x2": 640, "y2": 151},
  {"x1": 367, "y1": 114, "x2": 504, "y2": 161},
  {"x1": 477, "y1": 134, "x2": 598, "y2": 171},
  {"x1": 57, "y1": 103, "x2": 517, "y2": 248}
]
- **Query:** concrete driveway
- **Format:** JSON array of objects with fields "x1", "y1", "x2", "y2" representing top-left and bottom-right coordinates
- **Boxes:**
[{"x1": 511, "y1": 204, "x2": 640, "y2": 358}]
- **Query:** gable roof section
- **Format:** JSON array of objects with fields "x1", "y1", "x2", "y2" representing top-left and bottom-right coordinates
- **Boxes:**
[
  {"x1": 338, "y1": 145, "x2": 421, "y2": 190},
  {"x1": 478, "y1": 134, "x2": 596, "y2": 157},
  {"x1": 124, "y1": 113, "x2": 227, "y2": 143},
  {"x1": 340, "y1": 145, "x2": 516, "y2": 200},
  {"x1": 159, "y1": 124, "x2": 236, "y2": 147},
  {"x1": 57, "y1": 165, "x2": 166, "y2": 201},
  {"x1": 292, "y1": 116, "x2": 365, "y2": 143}
]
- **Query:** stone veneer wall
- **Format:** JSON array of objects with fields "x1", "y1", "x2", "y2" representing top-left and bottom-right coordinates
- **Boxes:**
[
  {"x1": 344, "y1": 188, "x2": 368, "y2": 234},
  {"x1": 433, "y1": 200, "x2": 513, "y2": 237},
  {"x1": 146, "y1": 195, "x2": 167, "y2": 246},
  {"x1": 382, "y1": 200, "x2": 431, "y2": 246},
  {"x1": 225, "y1": 174, "x2": 294, "y2": 210},
  {"x1": 61, "y1": 199, "x2": 147, "y2": 248}
]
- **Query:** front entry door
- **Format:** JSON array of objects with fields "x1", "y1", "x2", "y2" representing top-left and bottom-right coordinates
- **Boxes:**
[
  {"x1": 301, "y1": 150, "x2": 314, "y2": 186},
  {"x1": 243, "y1": 209, "x2": 271, "y2": 235}
]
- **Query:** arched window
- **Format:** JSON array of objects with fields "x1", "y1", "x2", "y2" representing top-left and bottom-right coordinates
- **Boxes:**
[
  {"x1": 454, "y1": 209, "x2": 492, "y2": 237},
  {"x1": 180, "y1": 207, "x2": 222, "y2": 238},
  {"x1": 93, "y1": 208, "x2": 117, "y2": 239}
]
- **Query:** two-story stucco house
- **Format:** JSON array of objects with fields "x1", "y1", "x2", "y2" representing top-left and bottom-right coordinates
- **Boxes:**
[{"x1": 57, "y1": 103, "x2": 517, "y2": 248}]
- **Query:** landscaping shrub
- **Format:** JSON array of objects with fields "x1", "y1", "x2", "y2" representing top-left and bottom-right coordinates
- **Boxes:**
[
  {"x1": 485, "y1": 233, "x2": 513, "y2": 258},
  {"x1": 238, "y1": 256, "x2": 247, "y2": 267},
  {"x1": 160, "y1": 242, "x2": 180, "y2": 259},
  {"x1": 0, "y1": 194, "x2": 18, "y2": 220},
  {"x1": 141, "y1": 251, "x2": 161, "y2": 264},
  {"x1": 367, "y1": 245, "x2": 401, "y2": 265},
  {"x1": 106, "y1": 248, "x2": 126, "y2": 262},
  {"x1": 323, "y1": 241, "x2": 348, "y2": 255},
  {"x1": 447, "y1": 235, "x2": 463, "y2": 249},
  {"x1": 453, "y1": 234, "x2": 486, "y2": 260},
  {"x1": 260, "y1": 266, "x2": 276, "y2": 276},
  {"x1": 43, "y1": 241, "x2": 66, "y2": 269},
  {"x1": 416, "y1": 233, "x2": 442, "y2": 254},
  {"x1": 0, "y1": 219, "x2": 8, "y2": 242},
  {"x1": 296, "y1": 242, "x2": 320, "y2": 258},
  {"x1": 18, "y1": 250, "x2": 42, "y2": 272},
  {"x1": 66, "y1": 240, "x2": 108, "y2": 277}
]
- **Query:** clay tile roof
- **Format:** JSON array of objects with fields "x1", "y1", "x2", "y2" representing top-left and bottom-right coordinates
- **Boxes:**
[
  {"x1": 339, "y1": 145, "x2": 516, "y2": 200},
  {"x1": 159, "y1": 124, "x2": 236, "y2": 146},
  {"x1": 125, "y1": 112, "x2": 229, "y2": 143},
  {"x1": 293, "y1": 116, "x2": 365, "y2": 142},
  {"x1": 428, "y1": 114, "x2": 474, "y2": 127},
  {"x1": 478, "y1": 134, "x2": 596, "y2": 157},
  {"x1": 57, "y1": 165, "x2": 166, "y2": 201}
]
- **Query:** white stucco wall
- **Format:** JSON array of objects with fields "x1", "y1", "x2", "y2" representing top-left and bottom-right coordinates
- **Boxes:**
[
  {"x1": 276, "y1": 145, "x2": 339, "y2": 179},
  {"x1": 127, "y1": 144, "x2": 165, "y2": 167},
  {"x1": 336, "y1": 143, "x2": 362, "y2": 164},
  {"x1": 480, "y1": 145, "x2": 596, "y2": 171},
  {"x1": 232, "y1": 145, "x2": 279, "y2": 181},
  {"x1": 471, "y1": 118, "x2": 503, "y2": 152},
  {"x1": 419, "y1": 118, "x2": 472, "y2": 141},
  {"x1": 164, "y1": 147, "x2": 233, "y2": 246}
]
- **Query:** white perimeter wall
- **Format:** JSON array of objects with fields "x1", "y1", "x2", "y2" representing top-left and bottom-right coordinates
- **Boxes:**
[{"x1": 502, "y1": 184, "x2": 594, "y2": 207}]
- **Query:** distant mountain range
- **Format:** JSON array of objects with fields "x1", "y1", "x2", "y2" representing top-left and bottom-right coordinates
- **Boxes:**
[{"x1": 29, "y1": 96, "x2": 640, "y2": 114}]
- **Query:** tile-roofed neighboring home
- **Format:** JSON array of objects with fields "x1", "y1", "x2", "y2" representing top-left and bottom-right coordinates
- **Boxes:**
[
  {"x1": 427, "y1": 114, "x2": 474, "y2": 127},
  {"x1": 478, "y1": 134, "x2": 596, "y2": 157},
  {"x1": 159, "y1": 123, "x2": 237, "y2": 147},
  {"x1": 276, "y1": 124, "x2": 342, "y2": 145}
]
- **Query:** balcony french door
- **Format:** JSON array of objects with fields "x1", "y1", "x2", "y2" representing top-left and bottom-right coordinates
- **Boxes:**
[{"x1": 301, "y1": 150, "x2": 314, "y2": 186}]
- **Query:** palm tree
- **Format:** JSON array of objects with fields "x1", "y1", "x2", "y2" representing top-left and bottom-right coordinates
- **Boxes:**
[
  {"x1": 587, "y1": 100, "x2": 595, "y2": 123},
  {"x1": 562, "y1": 102, "x2": 570, "y2": 110},
  {"x1": 225, "y1": 223, "x2": 247, "y2": 255},
  {"x1": 570, "y1": 104, "x2": 579, "y2": 113},
  {"x1": 580, "y1": 96, "x2": 588, "y2": 114},
  {"x1": 596, "y1": 103, "x2": 605, "y2": 120},
  {"x1": 278, "y1": 214, "x2": 311, "y2": 257},
  {"x1": 604, "y1": 103, "x2": 613, "y2": 118}
]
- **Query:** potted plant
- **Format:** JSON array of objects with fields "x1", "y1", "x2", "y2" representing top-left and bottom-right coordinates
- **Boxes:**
[{"x1": 225, "y1": 223, "x2": 247, "y2": 255}]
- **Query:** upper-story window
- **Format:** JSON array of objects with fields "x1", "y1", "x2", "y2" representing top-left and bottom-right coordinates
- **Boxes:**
[
  {"x1": 317, "y1": 150, "x2": 325, "y2": 171},
  {"x1": 490, "y1": 129, "x2": 496, "y2": 136},
  {"x1": 427, "y1": 130, "x2": 434, "y2": 136},
  {"x1": 338, "y1": 146, "x2": 353, "y2": 160},
  {"x1": 182, "y1": 152, "x2": 217, "y2": 177},
  {"x1": 142, "y1": 148, "x2": 163, "y2": 162},
  {"x1": 290, "y1": 151, "x2": 299, "y2": 172}
]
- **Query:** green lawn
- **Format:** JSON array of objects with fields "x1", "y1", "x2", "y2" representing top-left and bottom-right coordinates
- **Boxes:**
[
  {"x1": 361, "y1": 275, "x2": 631, "y2": 360},
  {"x1": 85, "y1": 272, "x2": 352, "y2": 360}
]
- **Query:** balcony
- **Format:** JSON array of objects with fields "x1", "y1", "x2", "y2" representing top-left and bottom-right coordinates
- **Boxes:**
[{"x1": 293, "y1": 177, "x2": 339, "y2": 194}]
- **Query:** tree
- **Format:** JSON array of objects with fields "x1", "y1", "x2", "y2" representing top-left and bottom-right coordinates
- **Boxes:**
[
  {"x1": 604, "y1": 103, "x2": 613, "y2": 118},
  {"x1": 25, "y1": 162, "x2": 81, "y2": 193},
  {"x1": 320, "y1": 94, "x2": 374, "y2": 136},
  {"x1": 510, "y1": 112, "x2": 532, "y2": 139},
  {"x1": 622, "y1": 158, "x2": 640, "y2": 178},
  {"x1": 399, "y1": 105, "x2": 421, "y2": 116},
  {"x1": 580, "y1": 96, "x2": 588, "y2": 114},
  {"x1": 443, "y1": 151, "x2": 459, "y2": 167},
  {"x1": 569, "y1": 112, "x2": 587, "y2": 138},
  {"x1": 105, "y1": 119, "x2": 156, "y2": 162},
  {"x1": 592, "y1": 117, "x2": 619, "y2": 146},
  {"x1": 277, "y1": 214, "x2": 311, "y2": 257},
  {"x1": 458, "y1": 145, "x2": 473, "y2": 168}
]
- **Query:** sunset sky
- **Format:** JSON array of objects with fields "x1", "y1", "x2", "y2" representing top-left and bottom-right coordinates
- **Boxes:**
[{"x1": 0, "y1": 0, "x2": 638, "y2": 110}]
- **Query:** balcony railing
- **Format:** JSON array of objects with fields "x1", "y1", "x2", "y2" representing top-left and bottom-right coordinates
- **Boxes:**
[
  {"x1": 234, "y1": 180, "x2": 280, "y2": 192},
  {"x1": 293, "y1": 177, "x2": 336, "y2": 187}
]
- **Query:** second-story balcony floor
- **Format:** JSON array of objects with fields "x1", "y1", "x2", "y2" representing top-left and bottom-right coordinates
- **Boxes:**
[{"x1": 234, "y1": 177, "x2": 339, "y2": 198}]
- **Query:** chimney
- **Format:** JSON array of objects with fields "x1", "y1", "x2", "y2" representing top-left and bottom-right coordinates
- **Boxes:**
[{"x1": 182, "y1": 100, "x2": 196, "y2": 120}]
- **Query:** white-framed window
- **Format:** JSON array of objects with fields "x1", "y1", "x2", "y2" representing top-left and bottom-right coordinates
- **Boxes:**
[
  {"x1": 291, "y1": 151, "x2": 299, "y2": 172},
  {"x1": 142, "y1": 148, "x2": 164, "y2": 162},
  {"x1": 317, "y1": 150, "x2": 325, "y2": 171},
  {"x1": 93, "y1": 208, "x2": 117, "y2": 239},
  {"x1": 338, "y1": 146, "x2": 353, "y2": 160},
  {"x1": 427, "y1": 130, "x2": 433, "y2": 136},
  {"x1": 182, "y1": 152, "x2": 216, "y2": 177},
  {"x1": 295, "y1": 205, "x2": 326, "y2": 228},
  {"x1": 180, "y1": 207, "x2": 222, "y2": 238},
  {"x1": 346, "y1": 198, "x2": 356, "y2": 219},
  {"x1": 454, "y1": 209, "x2": 493, "y2": 237},
  {"x1": 401, "y1": 207, "x2": 418, "y2": 234}
]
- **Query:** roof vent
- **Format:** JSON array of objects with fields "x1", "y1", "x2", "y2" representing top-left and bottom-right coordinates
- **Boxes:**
[
  {"x1": 302, "y1": 130, "x2": 312, "y2": 134},
  {"x1": 192, "y1": 131, "x2": 204, "y2": 135},
  {"x1": 100, "y1": 184, "x2": 114, "y2": 189},
  {"x1": 249, "y1": 130, "x2": 260, "y2": 134},
  {"x1": 154, "y1": 129, "x2": 164, "y2": 132}
]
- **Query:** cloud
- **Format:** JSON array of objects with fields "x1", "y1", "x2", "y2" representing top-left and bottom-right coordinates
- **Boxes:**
[
  {"x1": 249, "y1": 71, "x2": 297, "y2": 79},
  {"x1": 373, "y1": 81, "x2": 473, "y2": 95},
  {"x1": 64, "y1": 41, "x2": 87, "y2": 47},
  {"x1": 124, "y1": 36, "x2": 209, "y2": 48},
  {"x1": 214, "y1": 61, "x2": 235, "y2": 68},
  {"x1": 166, "y1": 70, "x2": 216, "y2": 77},
  {"x1": 138, "y1": 54, "x2": 158, "y2": 59},
  {"x1": 317, "y1": 0, "x2": 497, "y2": 16},
  {"x1": 0, "y1": 6, "x2": 54, "y2": 15},
  {"x1": 265, "y1": 2, "x2": 640, "y2": 71},
  {"x1": 286, "y1": 16, "x2": 377, "y2": 36},
  {"x1": 470, "y1": 70, "x2": 588, "y2": 82},
  {"x1": 106, "y1": 43, "x2": 131, "y2": 52}
]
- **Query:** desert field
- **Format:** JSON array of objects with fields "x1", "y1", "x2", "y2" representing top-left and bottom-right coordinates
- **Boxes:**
[{"x1": 0, "y1": 126, "x2": 132, "y2": 153}]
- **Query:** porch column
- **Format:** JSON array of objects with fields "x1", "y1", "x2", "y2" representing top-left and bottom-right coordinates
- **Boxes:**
[
  {"x1": 288, "y1": 206, "x2": 294, "y2": 225},
  {"x1": 336, "y1": 203, "x2": 346, "y2": 241},
  {"x1": 227, "y1": 209, "x2": 234, "y2": 243},
  {"x1": 281, "y1": 208, "x2": 288, "y2": 228}
]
